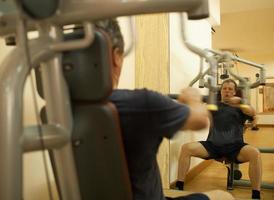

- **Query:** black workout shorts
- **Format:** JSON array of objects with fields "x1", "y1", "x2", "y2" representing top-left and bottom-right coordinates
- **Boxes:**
[
  {"x1": 199, "y1": 141, "x2": 248, "y2": 163},
  {"x1": 166, "y1": 193, "x2": 209, "y2": 200}
]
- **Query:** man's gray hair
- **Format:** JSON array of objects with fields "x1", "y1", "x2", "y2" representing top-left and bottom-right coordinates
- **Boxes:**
[{"x1": 94, "y1": 19, "x2": 125, "y2": 54}]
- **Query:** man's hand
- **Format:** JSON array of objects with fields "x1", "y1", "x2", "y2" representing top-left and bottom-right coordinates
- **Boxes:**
[
  {"x1": 178, "y1": 87, "x2": 210, "y2": 130},
  {"x1": 226, "y1": 96, "x2": 255, "y2": 116},
  {"x1": 178, "y1": 87, "x2": 202, "y2": 105},
  {"x1": 226, "y1": 96, "x2": 242, "y2": 107}
]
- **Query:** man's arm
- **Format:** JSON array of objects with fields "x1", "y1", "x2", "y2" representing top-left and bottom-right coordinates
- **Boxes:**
[
  {"x1": 227, "y1": 96, "x2": 255, "y2": 117},
  {"x1": 178, "y1": 87, "x2": 210, "y2": 130},
  {"x1": 239, "y1": 104, "x2": 255, "y2": 116}
]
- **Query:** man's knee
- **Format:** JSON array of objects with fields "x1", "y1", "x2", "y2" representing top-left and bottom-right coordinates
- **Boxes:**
[
  {"x1": 249, "y1": 147, "x2": 261, "y2": 161},
  {"x1": 180, "y1": 143, "x2": 193, "y2": 156},
  {"x1": 239, "y1": 145, "x2": 261, "y2": 162},
  {"x1": 180, "y1": 142, "x2": 205, "y2": 157}
]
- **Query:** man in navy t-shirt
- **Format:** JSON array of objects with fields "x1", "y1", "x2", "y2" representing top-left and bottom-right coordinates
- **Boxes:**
[
  {"x1": 110, "y1": 89, "x2": 203, "y2": 200},
  {"x1": 176, "y1": 79, "x2": 262, "y2": 199},
  {"x1": 95, "y1": 19, "x2": 234, "y2": 200}
]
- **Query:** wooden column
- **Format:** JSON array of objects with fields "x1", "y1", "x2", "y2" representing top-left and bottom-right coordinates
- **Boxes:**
[{"x1": 135, "y1": 13, "x2": 170, "y2": 188}]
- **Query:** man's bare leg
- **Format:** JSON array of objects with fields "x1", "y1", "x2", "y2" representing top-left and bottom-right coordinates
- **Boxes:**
[
  {"x1": 177, "y1": 142, "x2": 209, "y2": 190},
  {"x1": 237, "y1": 145, "x2": 262, "y2": 199}
]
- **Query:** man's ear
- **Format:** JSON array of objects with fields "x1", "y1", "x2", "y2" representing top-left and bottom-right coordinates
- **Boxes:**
[
  {"x1": 233, "y1": 90, "x2": 236, "y2": 96},
  {"x1": 112, "y1": 48, "x2": 123, "y2": 69}
]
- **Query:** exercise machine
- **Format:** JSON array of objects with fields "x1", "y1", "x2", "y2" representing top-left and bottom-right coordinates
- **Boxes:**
[{"x1": 0, "y1": 0, "x2": 210, "y2": 199}]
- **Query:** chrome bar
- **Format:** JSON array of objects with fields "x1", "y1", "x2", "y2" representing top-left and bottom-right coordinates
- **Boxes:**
[
  {"x1": 208, "y1": 49, "x2": 266, "y2": 92},
  {"x1": 197, "y1": 68, "x2": 210, "y2": 88},
  {"x1": 22, "y1": 124, "x2": 70, "y2": 152},
  {"x1": 206, "y1": 49, "x2": 264, "y2": 69},
  {"x1": 259, "y1": 147, "x2": 274, "y2": 154},
  {"x1": 250, "y1": 79, "x2": 265, "y2": 89},
  {"x1": 39, "y1": 25, "x2": 81, "y2": 200},
  {"x1": 181, "y1": 12, "x2": 218, "y2": 109},
  {"x1": 233, "y1": 56, "x2": 264, "y2": 69},
  {"x1": 180, "y1": 13, "x2": 208, "y2": 58},
  {"x1": 189, "y1": 57, "x2": 204, "y2": 87},
  {"x1": 50, "y1": 22, "x2": 95, "y2": 51},
  {"x1": 234, "y1": 180, "x2": 274, "y2": 190},
  {"x1": 58, "y1": 0, "x2": 209, "y2": 21},
  {"x1": 0, "y1": 0, "x2": 209, "y2": 37},
  {"x1": 0, "y1": 37, "x2": 54, "y2": 200}
]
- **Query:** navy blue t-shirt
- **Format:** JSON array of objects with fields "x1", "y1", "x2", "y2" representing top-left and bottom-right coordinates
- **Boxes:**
[
  {"x1": 207, "y1": 102, "x2": 253, "y2": 145},
  {"x1": 109, "y1": 89, "x2": 190, "y2": 200}
]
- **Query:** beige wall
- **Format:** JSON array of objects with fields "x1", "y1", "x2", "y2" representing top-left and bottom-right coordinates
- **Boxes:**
[{"x1": 118, "y1": 17, "x2": 135, "y2": 89}]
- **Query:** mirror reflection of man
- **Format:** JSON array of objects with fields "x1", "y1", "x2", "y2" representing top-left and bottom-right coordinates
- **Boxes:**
[{"x1": 177, "y1": 79, "x2": 262, "y2": 200}]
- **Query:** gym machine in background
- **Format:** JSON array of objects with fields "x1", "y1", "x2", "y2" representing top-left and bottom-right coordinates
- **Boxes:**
[{"x1": 169, "y1": 49, "x2": 274, "y2": 191}]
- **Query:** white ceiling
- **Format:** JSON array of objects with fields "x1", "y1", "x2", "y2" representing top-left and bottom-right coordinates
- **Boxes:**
[{"x1": 212, "y1": 0, "x2": 274, "y2": 55}]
